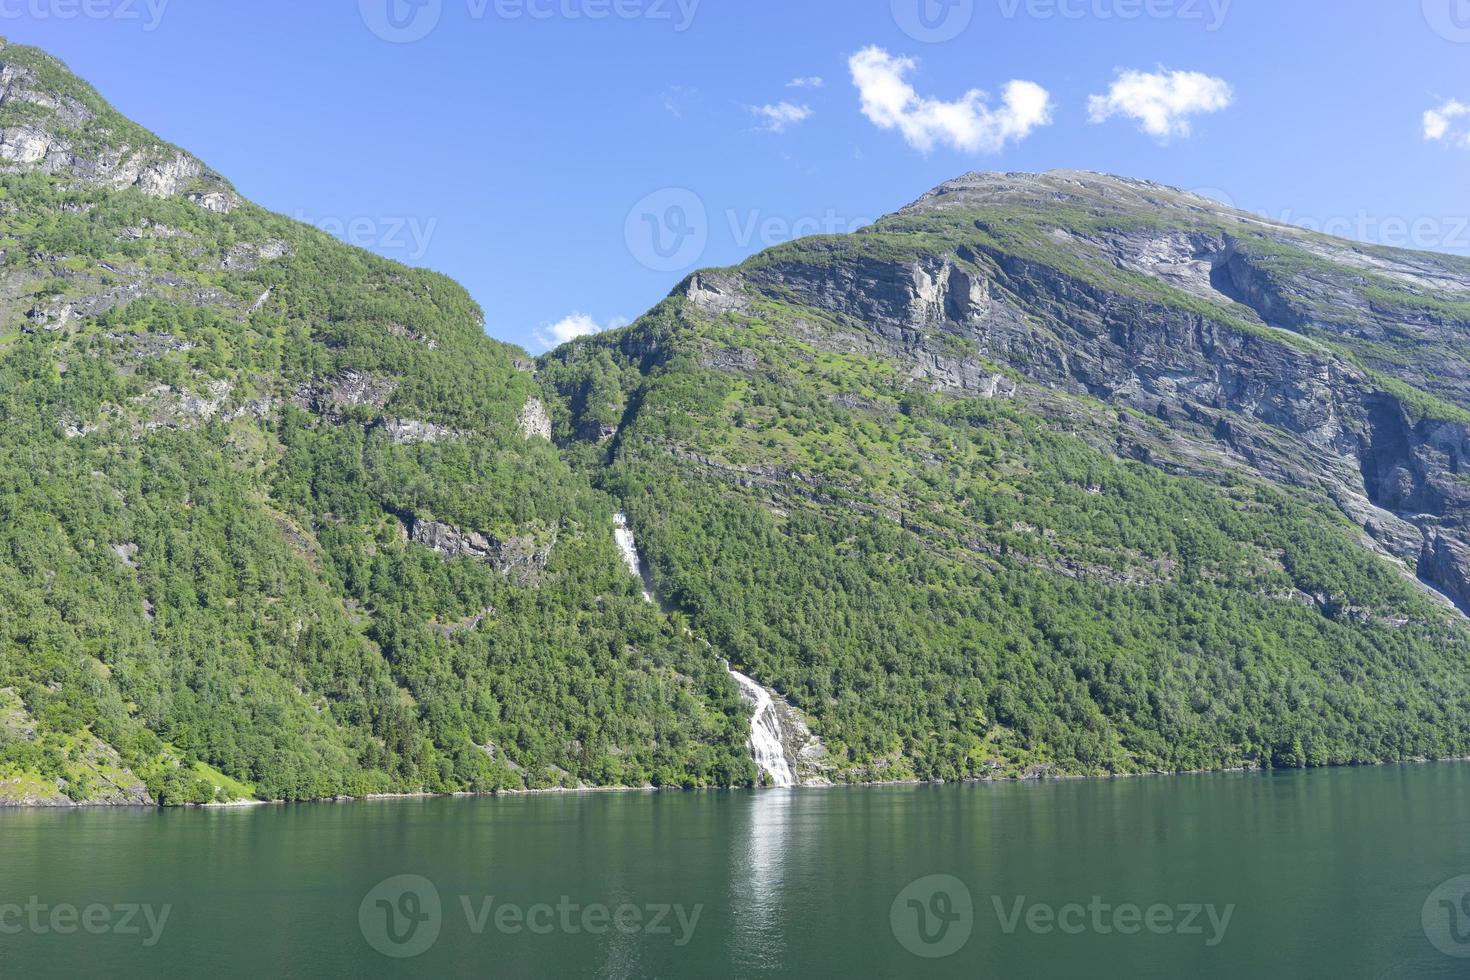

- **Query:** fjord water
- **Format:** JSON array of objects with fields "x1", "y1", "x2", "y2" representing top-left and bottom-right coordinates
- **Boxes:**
[{"x1": 4, "y1": 766, "x2": 1470, "y2": 978}]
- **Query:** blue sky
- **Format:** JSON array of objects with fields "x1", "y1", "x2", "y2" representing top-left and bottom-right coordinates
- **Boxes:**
[{"x1": 13, "y1": 0, "x2": 1470, "y2": 352}]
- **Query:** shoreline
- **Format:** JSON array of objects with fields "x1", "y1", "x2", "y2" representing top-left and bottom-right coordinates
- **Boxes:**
[{"x1": 4, "y1": 756, "x2": 1468, "y2": 811}]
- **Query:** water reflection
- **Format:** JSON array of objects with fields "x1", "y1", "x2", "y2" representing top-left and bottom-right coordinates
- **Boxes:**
[{"x1": 728, "y1": 789, "x2": 795, "y2": 971}]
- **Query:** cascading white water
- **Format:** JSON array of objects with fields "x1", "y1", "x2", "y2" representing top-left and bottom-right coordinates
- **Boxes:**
[
  {"x1": 728, "y1": 669, "x2": 797, "y2": 788},
  {"x1": 611, "y1": 513, "x2": 795, "y2": 787},
  {"x1": 613, "y1": 512, "x2": 654, "y2": 604}
]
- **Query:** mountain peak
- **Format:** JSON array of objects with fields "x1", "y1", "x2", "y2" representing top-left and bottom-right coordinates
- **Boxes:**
[{"x1": 900, "y1": 169, "x2": 1246, "y2": 223}]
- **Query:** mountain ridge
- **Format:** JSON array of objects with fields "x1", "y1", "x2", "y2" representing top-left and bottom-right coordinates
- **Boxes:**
[{"x1": 5, "y1": 39, "x2": 1470, "y2": 803}]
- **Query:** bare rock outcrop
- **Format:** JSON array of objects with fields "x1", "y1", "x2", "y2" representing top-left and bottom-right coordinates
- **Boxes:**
[
  {"x1": 517, "y1": 397, "x2": 553, "y2": 441},
  {"x1": 409, "y1": 518, "x2": 553, "y2": 585}
]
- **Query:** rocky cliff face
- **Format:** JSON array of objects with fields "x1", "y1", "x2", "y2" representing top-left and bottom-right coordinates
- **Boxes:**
[
  {"x1": 546, "y1": 170, "x2": 1470, "y2": 780},
  {"x1": 0, "y1": 40, "x2": 235, "y2": 209},
  {"x1": 709, "y1": 172, "x2": 1470, "y2": 613}
]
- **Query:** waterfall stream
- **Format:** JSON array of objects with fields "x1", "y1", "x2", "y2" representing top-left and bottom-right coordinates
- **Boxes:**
[
  {"x1": 613, "y1": 512, "x2": 654, "y2": 604},
  {"x1": 612, "y1": 513, "x2": 796, "y2": 787},
  {"x1": 727, "y1": 669, "x2": 797, "y2": 788}
]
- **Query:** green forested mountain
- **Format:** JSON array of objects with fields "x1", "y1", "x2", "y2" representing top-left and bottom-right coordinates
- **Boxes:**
[
  {"x1": 0, "y1": 40, "x2": 752, "y2": 804},
  {"x1": 4, "y1": 42, "x2": 1470, "y2": 804}
]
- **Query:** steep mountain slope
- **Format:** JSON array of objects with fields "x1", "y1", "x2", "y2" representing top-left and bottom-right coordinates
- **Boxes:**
[
  {"x1": 5, "y1": 40, "x2": 1470, "y2": 803},
  {"x1": 0, "y1": 40, "x2": 752, "y2": 804},
  {"x1": 545, "y1": 172, "x2": 1470, "y2": 781}
]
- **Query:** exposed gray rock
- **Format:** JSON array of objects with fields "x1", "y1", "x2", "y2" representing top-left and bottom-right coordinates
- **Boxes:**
[
  {"x1": 213, "y1": 239, "x2": 290, "y2": 272},
  {"x1": 185, "y1": 190, "x2": 238, "y2": 213},
  {"x1": 378, "y1": 418, "x2": 460, "y2": 444},
  {"x1": 682, "y1": 271, "x2": 752, "y2": 314},
  {"x1": 0, "y1": 124, "x2": 51, "y2": 165},
  {"x1": 700, "y1": 346, "x2": 760, "y2": 374},
  {"x1": 103, "y1": 331, "x2": 196, "y2": 359},
  {"x1": 0, "y1": 52, "x2": 235, "y2": 210},
  {"x1": 517, "y1": 397, "x2": 552, "y2": 441},
  {"x1": 136, "y1": 380, "x2": 233, "y2": 431},
  {"x1": 386, "y1": 322, "x2": 440, "y2": 350},
  {"x1": 295, "y1": 371, "x2": 399, "y2": 414},
  {"x1": 0, "y1": 62, "x2": 92, "y2": 128},
  {"x1": 409, "y1": 518, "x2": 553, "y2": 584},
  {"x1": 769, "y1": 699, "x2": 833, "y2": 786}
]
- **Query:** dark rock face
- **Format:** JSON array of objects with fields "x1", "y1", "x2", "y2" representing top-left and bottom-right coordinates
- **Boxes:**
[
  {"x1": 676, "y1": 171, "x2": 1470, "y2": 613},
  {"x1": 313, "y1": 371, "x2": 399, "y2": 411},
  {"x1": 409, "y1": 519, "x2": 552, "y2": 585},
  {"x1": 1422, "y1": 533, "x2": 1470, "y2": 614},
  {"x1": 769, "y1": 699, "x2": 833, "y2": 787}
]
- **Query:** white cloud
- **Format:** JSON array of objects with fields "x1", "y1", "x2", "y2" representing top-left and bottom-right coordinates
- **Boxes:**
[
  {"x1": 787, "y1": 76, "x2": 824, "y2": 89},
  {"x1": 1087, "y1": 69, "x2": 1233, "y2": 140},
  {"x1": 749, "y1": 101, "x2": 814, "y2": 133},
  {"x1": 661, "y1": 85, "x2": 695, "y2": 119},
  {"x1": 1424, "y1": 99, "x2": 1470, "y2": 146},
  {"x1": 536, "y1": 313, "x2": 626, "y2": 351},
  {"x1": 847, "y1": 46, "x2": 1052, "y2": 154}
]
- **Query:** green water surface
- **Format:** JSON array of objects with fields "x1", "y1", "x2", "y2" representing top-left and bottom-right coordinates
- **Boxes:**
[{"x1": 4, "y1": 764, "x2": 1470, "y2": 978}]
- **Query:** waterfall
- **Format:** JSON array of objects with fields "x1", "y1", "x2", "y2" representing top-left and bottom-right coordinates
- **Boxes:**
[
  {"x1": 613, "y1": 513, "x2": 654, "y2": 604},
  {"x1": 728, "y1": 669, "x2": 797, "y2": 788},
  {"x1": 610, "y1": 513, "x2": 796, "y2": 787}
]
